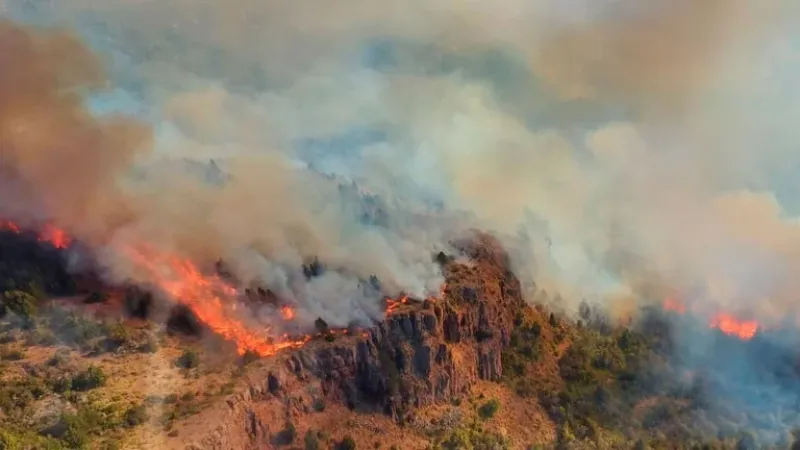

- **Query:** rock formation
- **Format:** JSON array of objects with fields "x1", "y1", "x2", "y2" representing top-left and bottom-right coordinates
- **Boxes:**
[{"x1": 178, "y1": 232, "x2": 526, "y2": 450}]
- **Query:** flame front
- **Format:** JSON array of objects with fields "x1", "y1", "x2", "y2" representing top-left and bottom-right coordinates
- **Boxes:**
[
  {"x1": 662, "y1": 297, "x2": 759, "y2": 341},
  {"x1": 0, "y1": 219, "x2": 449, "y2": 356},
  {"x1": 385, "y1": 295, "x2": 410, "y2": 314},
  {"x1": 123, "y1": 245, "x2": 310, "y2": 356},
  {"x1": 1, "y1": 220, "x2": 71, "y2": 248},
  {"x1": 709, "y1": 313, "x2": 758, "y2": 341}
]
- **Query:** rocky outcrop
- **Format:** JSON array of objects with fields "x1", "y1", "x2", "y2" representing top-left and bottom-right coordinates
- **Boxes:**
[{"x1": 178, "y1": 233, "x2": 526, "y2": 450}]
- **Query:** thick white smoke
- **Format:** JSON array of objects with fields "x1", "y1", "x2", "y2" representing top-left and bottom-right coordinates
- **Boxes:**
[{"x1": 2, "y1": 0, "x2": 800, "y2": 329}]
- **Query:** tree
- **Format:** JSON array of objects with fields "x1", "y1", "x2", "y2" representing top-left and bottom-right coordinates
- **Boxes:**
[
  {"x1": 176, "y1": 350, "x2": 200, "y2": 369},
  {"x1": 736, "y1": 431, "x2": 757, "y2": 450},
  {"x1": 337, "y1": 436, "x2": 356, "y2": 450},
  {"x1": 478, "y1": 399, "x2": 500, "y2": 420},
  {"x1": 2, "y1": 290, "x2": 38, "y2": 326},
  {"x1": 304, "y1": 431, "x2": 320, "y2": 450}
]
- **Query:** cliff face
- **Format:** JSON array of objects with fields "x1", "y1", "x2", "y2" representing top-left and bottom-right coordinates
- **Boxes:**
[{"x1": 178, "y1": 233, "x2": 527, "y2": 450}]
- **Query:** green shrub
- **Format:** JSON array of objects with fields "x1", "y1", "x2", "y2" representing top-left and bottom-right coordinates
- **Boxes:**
[
  {"x1": 70, "y1": 366, "x2": 106, "y2": 391},
  {"x1": 123, "y1": 404, "x2": 149, "y2": 427},
  {"x1": 83, "y1": 292, "x2": 108, "y2": 304},
  {"x1": 478, "y1": 399, "x2": 500, "y2": 420},
  {"x1": 1, "y1": 346, "x2": 25, "y2": 361},
  {"x1": 56, "y1": 313, "x2": 106, "y2": 347},
  {"x1": 176, "y1": 350, "x2": 200, "y2": 369},
  {"x1": 27, "y1": 325, "x2": 58, "y2": 346},
  {"x1": 59, "y1": 413, "x2": 91, "y2": 449},
  {"x1": 312, "y1": 397, "x2": 326, "y2": 412},
  {"x1": 2, "y1": 290, "x2": 38, "y2": 326},
  {"x1": 139, "y1": 335, "x2": 159, "y2": 353},
  {"x1": 337, "y1": 435, "x2": 356, "y2": 450},
  {"x1": 314, "y1": 318, "x2": 329, "y2": 334},
  {"x1": 241, "y1": 349, "x2": 260, "y2": 366},
  {"x1": 273, "y1": 422, "x2": 297, "y2": 446},
  {"x1": 48, "y1": 405, "x2": 114, "y2": 449},
  {"x1": 104, "y1": 323, "x2": 132, "y2": 351},
  {"x1": 304, "y1": 430, "x2": 321, "y2": 450}
]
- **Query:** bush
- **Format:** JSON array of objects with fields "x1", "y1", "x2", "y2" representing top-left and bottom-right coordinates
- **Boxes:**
[
  {"x1": 28, "y1": 326, "x2": 58, "y2": 346},
  {"x1": 139, "y1": 335, "x2": 159, "y2": 353},
  {"x1": 83, "y1": 292, "x2": 108, "y2": 304},
  {"x1": 104, "y1": 323, "x2": 132, "y2": 351},
  {"x1": 312, "y1": 397, "x2": 326, "y2": 412},
  {"x1": 304, "y1": 430, "x2": 321, "y2": 450},
  {"x1": 241, "y1": 349, "x2": 260, "y2": 366},
  {"x1": 478, "y1": 399, "x2": 500, "y2": 420},
  {"x1": 56, "y1": 313, "x2": 107, "y2": 347},
  {"x1": 314, "y1": 318, "x2": 329, "y2": 334},
  {"x1": 48, "y1": 349, "x2": 71, "y2": 367},
  {"x1": 123, "y1": 405, "x2": 149, "y2": 427},
  {"x1": 176, "y1": 350, "x2": 200, "y2": 369},
  {"x1": 58, "y1": 412, "x2": 91, "y2": 448},
  {"x1": 273, "y1": 422, "x2": 297, "y2": 446},
  {"x1": 70, "y1": 366, "x2": 107, "y2": 391},
  {"x1": 1, "y1": 346, "x2": 25, "y2": 361},
  {"x1": 2, "y1": 290, "x2": 38, "y2": 326},
  {"x1": 337, "y1": 435, "x2": 356, "y2": 450}
]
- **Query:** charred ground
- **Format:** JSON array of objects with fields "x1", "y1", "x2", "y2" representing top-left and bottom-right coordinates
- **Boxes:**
[{"x1": 1, "y1": 231, "x2": 800, "y2": 449}]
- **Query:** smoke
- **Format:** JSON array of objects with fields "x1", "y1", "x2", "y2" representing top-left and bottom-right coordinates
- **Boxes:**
[
  {"x1": 7, "y1": 1, "x2": 800, "y2": 443},
  {"x1": 3, "y1": 1, "x2": 800, "y2": 330}
]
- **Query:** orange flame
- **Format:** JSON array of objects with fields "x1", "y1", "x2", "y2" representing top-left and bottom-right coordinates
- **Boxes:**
[
  {"x1": 0, "y1": 219, "x2": 430, "y2": 355},
  {"x1": 0, "y1": 220, "x2": 71, "y2": 249},
  {"x1": 123, "y1": 245, "x2": 310, "y2": 356},
  {"x1": 385, "y1": 295, "x2": 410, "y2": 314},
  {"x1": 38, "y1": 224, "x2": 71, "y2": 249},
  {"x1": 662, "y1": 297, "x2": 759, "y2": 341},
  {"x1": 385, "y1": 284, "x2": 447, "y2": 316},
  {"x1": 709, "y1": 313, "x2": 758, "y2": 341},
  {"x1": 280, "y1": 305, "x2": 296, "y2": 321}
]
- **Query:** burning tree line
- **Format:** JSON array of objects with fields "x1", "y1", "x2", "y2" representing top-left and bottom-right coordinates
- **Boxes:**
[{"x1": 0, "y1": 219, "x2": 441, "y2": 357}]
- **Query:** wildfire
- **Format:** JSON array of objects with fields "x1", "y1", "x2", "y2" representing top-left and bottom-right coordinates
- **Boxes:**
[
  {"x1": 0, "y1": 218, "x2": 446, "y2": 357},
  {"x1": 661, "y1": 298, "x2": 759, "y2": 341},
  {"x1": 0, "y1": 220, "x2": 71, "y2": 248},
  {"x1": 383, "y1": 283, "x2": 446, "y2": 316},
  {"x1": 709, "y1": 313, "x2": 759, "y2": 341},
  {"x1": 123, "y1": 245, "x2": 310, "y2": 356},
  {"x1": 280, "y1": 305, "x2": 296, "y2": 321},
  {"x1": 0, "y1": 220, "x2": 20, "y2": 233},
  {"x1": 385, "y1": 295, "x2": 410, "y2": 314}
]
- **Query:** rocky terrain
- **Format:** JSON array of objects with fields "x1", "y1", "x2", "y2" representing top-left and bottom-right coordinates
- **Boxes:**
[
  {"x1": 5, "y1": 230, "x2": 800, "y2": 450},
  {"x1": 165, "y1": 233, "x2": 530, "y2": 450}
]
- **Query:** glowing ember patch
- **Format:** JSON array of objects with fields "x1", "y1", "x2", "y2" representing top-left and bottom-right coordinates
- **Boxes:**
[
  {"x1": 385, "y1": 295, "x2": 410, "y2": 314},
  {"x1": 280, "y1": 305, "x2": 296, "y2": 321},
  {"x1": 709, "y1": 313, "x2": 758, "y2": 341}
]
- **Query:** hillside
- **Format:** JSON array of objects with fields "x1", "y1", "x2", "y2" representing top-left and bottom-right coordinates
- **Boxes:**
[{"x1": 1, "y1": 231, "x2": 799, "y2": 450}]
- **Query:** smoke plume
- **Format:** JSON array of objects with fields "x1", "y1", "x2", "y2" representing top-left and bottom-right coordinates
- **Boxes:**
[{"x1": 2, "y1": 1, "x2": 800, "y2": 333}]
